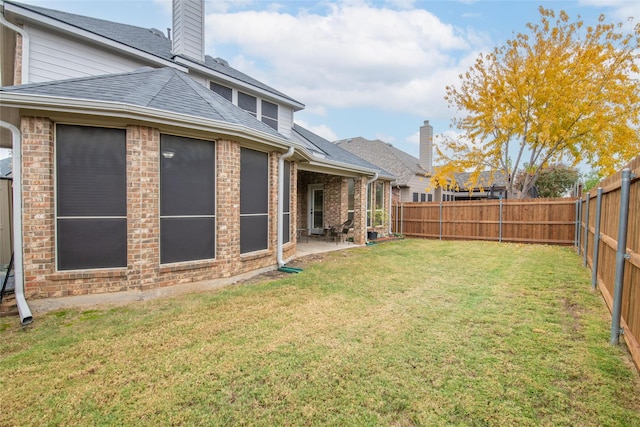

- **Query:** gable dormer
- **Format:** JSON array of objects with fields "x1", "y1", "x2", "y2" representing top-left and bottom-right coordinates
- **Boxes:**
[{"x1": 171, "y1": 0, "x2": 205, "y2": 63}]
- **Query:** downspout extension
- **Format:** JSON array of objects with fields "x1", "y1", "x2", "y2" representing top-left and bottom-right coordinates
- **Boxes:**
[
  {"x1": 277, "y1": 146, "x2": 295, "y2": 268},
  {"x1": 1, "y1": 120, "x2": 33, "y2": 325},
  {"x1": 365, "y1": 172, "x2": 378, "y2": 245},
  {"x1": 0, "y1": 13, "x2": 30, "y2": 84}
]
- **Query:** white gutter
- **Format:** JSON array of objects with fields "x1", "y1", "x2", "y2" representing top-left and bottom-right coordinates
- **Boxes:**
[
  {"x1": 365, "y1": 172, "x2": 378, "y2": 244},
  {"x1": 0, "y1": 120, "x2": 33, "y2": 325},
  {"x1": 277, "y1": 146, "x2": 295, "y2": 267},
  {"x1": 1, "y1": 12, "x2": 29, "y2": 84}
]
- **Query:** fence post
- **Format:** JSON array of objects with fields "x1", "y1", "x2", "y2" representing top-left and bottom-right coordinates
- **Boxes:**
[
  {"x1": 583, "y1": 193, "x2": 590, "y2": 267},
  {"x1": 591, "y1": 188, "x2": 603, "y2": 290},
  {"x1": 610, "y1": 169, "x2": 632, "y2": 345},
  {"x1": 401, "y1": 203, "x2": 404, "y2": 237},
  {"x1": 577, "y1": 197, "x2": 583, "y2": 254},
  {"x1": 574, "y1": 199, "x2": 579, "y2": 248},
  {"x1": 439, "y1": 202, "x2": 443, "y2": 240},
  {"x1": 499, "y1": 194, "x2": 503, "y2": 243}
]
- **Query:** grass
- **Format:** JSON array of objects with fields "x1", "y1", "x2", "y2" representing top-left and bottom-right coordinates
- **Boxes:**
[{"x1": 2, "y1": 239, "x2": 639, "y2": 426}]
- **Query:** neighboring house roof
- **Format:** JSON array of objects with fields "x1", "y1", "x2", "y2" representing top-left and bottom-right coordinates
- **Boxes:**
[
  {"x1": 0, "y1": 67, "x2": 283, "y2": 139},
  {"x1": 4, "y1": 1, "x2": 303, "y2": 108},
  {"x1": 0, "y1": 157, "x2": 11, "y2": 177},
  {"x1": 334, "y1": 137, "x2": 428, "y2": 186},
  {"x1": 293, "y1": 126, "x2": 395, "y2": 180},
  {"x1": 453, "y1": 171, "x2": 508, "y2": 190}
]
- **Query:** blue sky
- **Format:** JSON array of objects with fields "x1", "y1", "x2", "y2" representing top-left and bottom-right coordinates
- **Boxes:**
[{"x1": 3, "y1": 0, "x2": 639, "y2": 163}]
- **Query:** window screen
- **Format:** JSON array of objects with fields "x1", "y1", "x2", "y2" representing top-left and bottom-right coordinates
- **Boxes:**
[
  {"x1": 347, "y1": 178, "x2": 355, "y2": 222},
  {"x1": 421, "y1": 193, "x2": 426, "y2": 202},
  {"x1": 261, "y1": 100, "x2": 278, "y2": 130},
  {"x1": 240, "y1": 148, "x2": 269, "y2": 253},
  {"x1": 210, "y1": 82, "x2": 232, "y2": 102},
  {"x1": 238, "y1": 92, "x2": 257, "y2": 117},
  {"x1": 160, "y1": 134, "x2": 216, "y2": 264},
  {"x1": 412, "y1": 192, "x2": 419, "y2": 202},
  {"x1": 56, "y1": 124, "x2": 126, "y2": 270}
]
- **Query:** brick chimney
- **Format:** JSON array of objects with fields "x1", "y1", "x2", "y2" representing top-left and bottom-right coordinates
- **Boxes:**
[
  {"x1": 419, "y1": 120, "x2": 433, "y2": 173},
  {"x1": 172, "y1": 0, "x2": 205, "y2": 62}
]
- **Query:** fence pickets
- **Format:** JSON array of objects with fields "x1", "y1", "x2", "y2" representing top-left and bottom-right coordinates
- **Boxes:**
[
  {"x1": 391, "y1": 155, "x2": 640, "y2": 371},
  {"x1": 393, "y1": 198, "x2": 576, "y2": 245}
]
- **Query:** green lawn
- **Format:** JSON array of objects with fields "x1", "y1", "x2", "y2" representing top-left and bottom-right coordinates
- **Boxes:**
[{"x1": 2, "y1": 239, "x2": 639, "y2": 426}]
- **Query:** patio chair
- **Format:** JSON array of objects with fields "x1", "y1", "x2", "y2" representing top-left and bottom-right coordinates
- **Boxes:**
[{"x1": 329, "y1": 219, "x2": 354, "y2": 244}]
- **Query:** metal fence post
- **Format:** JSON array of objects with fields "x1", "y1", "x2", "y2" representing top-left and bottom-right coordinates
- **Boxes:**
[
  {"x1": 591, "y1": 188, "x2": 603, "y2": 290},
  {"x1": 577, "y1": 197, "x2": 583, "y2": 254},
  {"x1": 499, "y1": 194, "x2": 503, "y2": 243},
  {"x1": 610, "y1": 169, "x2": 632, "y2": 345},
  {"x1": 583, "y1": 193, "x2": 590, "y2": 267}
]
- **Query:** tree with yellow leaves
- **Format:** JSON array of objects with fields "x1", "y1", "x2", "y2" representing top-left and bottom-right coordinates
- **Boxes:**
[{"x1": 434, "y1": 7, "x2": 640, "y2": 198}]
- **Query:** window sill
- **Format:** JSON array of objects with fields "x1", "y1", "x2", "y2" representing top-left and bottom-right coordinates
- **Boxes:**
[
  {"x1": 49, "y1": 268, "x2": 128, "y2": 281},
  {"x1": 159, "y1": 258, "x2": 219, "y2": 274}
]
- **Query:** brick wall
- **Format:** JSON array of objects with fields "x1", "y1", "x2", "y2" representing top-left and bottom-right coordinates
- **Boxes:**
[{"x1": 19, "y1": 117, "x2": 297, "y2": 298}]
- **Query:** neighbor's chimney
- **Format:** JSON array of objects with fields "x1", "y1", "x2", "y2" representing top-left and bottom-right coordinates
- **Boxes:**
[
  {"x1": 172, "y1": 0, "x2": 205, "y2": 62},
  {"x1": 419, "y1": 120, "x2": 433, "y2": 173}
]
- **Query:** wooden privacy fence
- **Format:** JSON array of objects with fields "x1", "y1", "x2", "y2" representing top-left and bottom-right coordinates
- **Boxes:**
[
  {"x1": 392, "y1": 198, "x2": 576, "y2": 245},
  {"x1": 578, "y1": 155, "x2": 640, "y2": 371}
]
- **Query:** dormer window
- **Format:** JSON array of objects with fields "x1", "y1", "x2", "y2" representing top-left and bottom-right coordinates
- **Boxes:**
[
  {"x1": 238, "y1": 92, "x2": 257, "y2": 117},
  {"x1": 261, "y1": 100, "x2": 278, "y2": 130},
  {"x1": 210, "y1": 82, "x2": 232, "y2": 102}
]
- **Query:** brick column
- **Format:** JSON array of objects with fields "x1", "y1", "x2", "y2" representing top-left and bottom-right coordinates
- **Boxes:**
[
  {"x1": 353, "y1": 176, "x2": 367, "y2": 245},
  {"x1": 127, "y1": 125, "x2": 159, "y2": 291},
  {"x1": 20, "y1": 117, "x2": 55, "y2": 297},
  {"x1": 216, "y1": 139, "x2": 240, "y2": 274}
]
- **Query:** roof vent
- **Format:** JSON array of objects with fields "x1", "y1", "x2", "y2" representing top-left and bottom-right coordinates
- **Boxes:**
[
  {"x1": 149, "y1": 28, "x2": 166, "y2": 38},
  {"x1": 215, "y1": 57, "x2": 229, "y2": 67}
]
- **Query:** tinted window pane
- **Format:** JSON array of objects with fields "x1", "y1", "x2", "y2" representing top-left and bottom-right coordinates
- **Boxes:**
[
  {"x1": 240, "y1": 148, "x2": 268, "y2": 215},
  {"x1": 283, "y1": 161, "x2": 290, "y2": 212},
  {"x1": 56, "y1": 125, "x2": 126, "y2": 217},
  {"x1": 240, "y1": 215, "x2": 268, "y2": 253},
  {"x1": 283, "y1": 213, "x2": 290, "y2": 244},
  {"x1": 210, "y1": 82, "x2": 232, "y2": 102},
  {"x1": 161, "y1": 218, "x2": 215, "y2": 264},
  {"x1": 57, "y1": 218, "x2": 126, "y2": 270},
  {"x1": 238, "y1": 92, "x2": 257, "y2": 116},
  {"x1": 262, "y1": 100, "x2": 277, "y2": 119},
  {"x1": 161, "y1": 135, "x2": 215, "y2": 216}
]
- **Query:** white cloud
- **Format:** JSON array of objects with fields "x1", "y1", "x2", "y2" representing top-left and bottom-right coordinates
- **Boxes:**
[{"x1": 204, "y1": 2, "x2": 487, "y2": 120}]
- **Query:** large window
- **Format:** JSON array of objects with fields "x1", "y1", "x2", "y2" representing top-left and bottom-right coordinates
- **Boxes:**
[
  {"x1": 56, "y1": 125, "x2": 127, "y2": 270},
  {"x1": 366, "y1": 183, "x2": 372, "y2": 227},
  {"x1": 210, "y1": 82, "x2": 232, "y2": 102},
  {"x1": 240, "y1": 148, "x2": 269, "y2": 253},
  {"x1": 160, "y1": 135, "x2": 216, "y2": 264},
  {"x1": 261, "y1": 100, "x2": 278, "y2": 131},
  {"x1": 375, "y1": 181, "x2": 384, "y2": 226},
  {"x1": 238, "y1": 92, "x2": 257, "y2": 117}
]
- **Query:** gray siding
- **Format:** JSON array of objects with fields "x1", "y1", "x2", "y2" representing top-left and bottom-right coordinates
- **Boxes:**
[
  {"x1": 172, "y1": 0, "x2": 204, "y2": 62},
  {"x1": 26, "y1": 25, "x2": 149, "y2": 83}
]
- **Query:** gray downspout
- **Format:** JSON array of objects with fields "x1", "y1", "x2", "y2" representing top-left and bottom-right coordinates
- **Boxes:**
[
  {"x1": 277, "y1": 146, "x2": 295, "y2": 267},
  {"x1": 1, "y1": 120, "x2": 33, "y2": 325},
  {"x1": 0, "y1": 14, "x2": 30, "y2": 84},
  {"x1": 365, "y1": 172, "x2": 378, "y2": 244}
]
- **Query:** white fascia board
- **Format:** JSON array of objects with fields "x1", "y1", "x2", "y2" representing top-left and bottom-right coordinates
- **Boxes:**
[
  {"x1": 0, "y1": 92, "x2": 296, "y2": 150},
  {"x1": 175, "y1": 56, "x2": 305, "y2": 111},
  {"x1": 4, "y1": 2, "x2": 188, "y2": 73}
]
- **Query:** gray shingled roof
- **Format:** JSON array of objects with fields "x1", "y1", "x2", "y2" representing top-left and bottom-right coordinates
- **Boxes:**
[
  {"x1": 6, "y1": 1, "x2": 301, "y2": 106},
  {"x1": 293, "y1": 125, "x2": 394, "y2": 179},
  {"x1": 335, "y1": 137, "x2": 428, "y2": 186},
  {"x1": 0, "y1": 67, "x2": 284, "y2": 138}
]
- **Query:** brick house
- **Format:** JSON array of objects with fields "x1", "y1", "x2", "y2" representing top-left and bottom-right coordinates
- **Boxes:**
[{"x1": 0, "y1": 0, "x2": 394, "y2": 323}]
